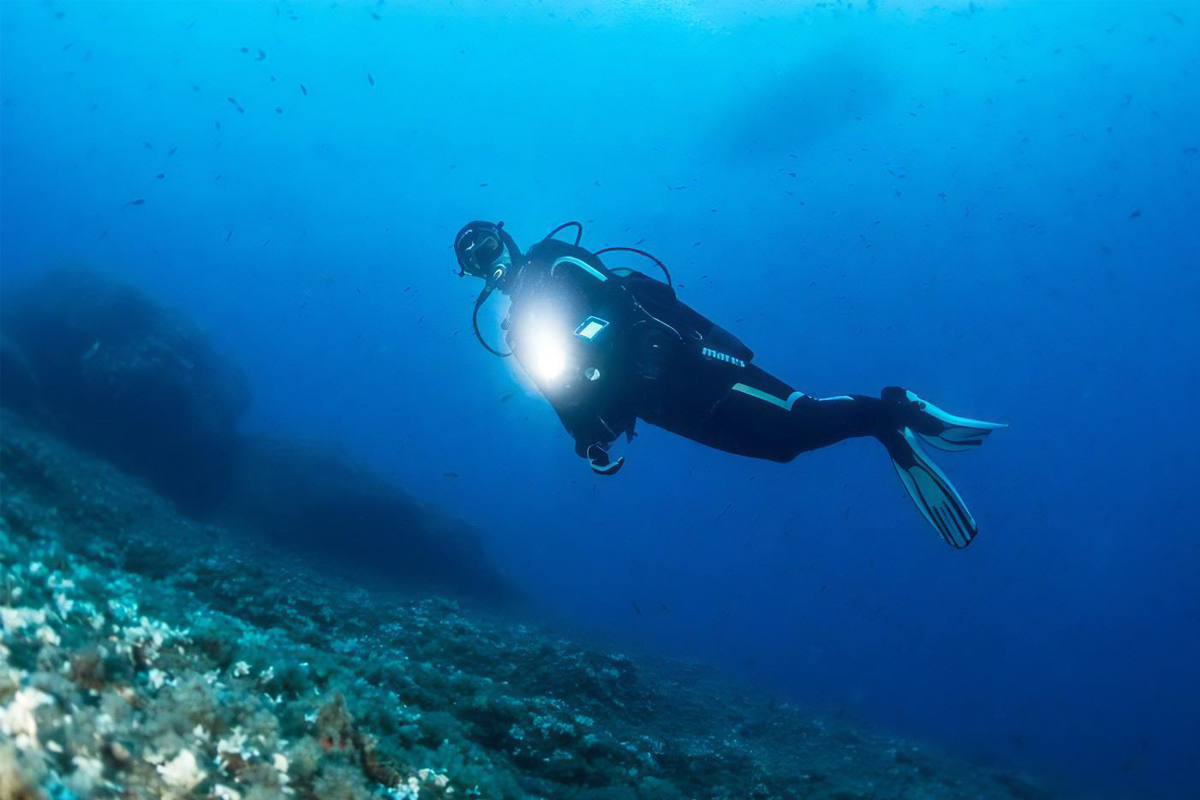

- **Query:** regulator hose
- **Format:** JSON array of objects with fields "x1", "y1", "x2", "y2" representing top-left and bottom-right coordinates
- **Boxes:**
[
  {"x1": 543, "y1": 221, "x2": 584, "y2": 246},
  {"x1": 472, "y1": 286, "x2": 512, "y2": 358},
  {"x1": 594, "y1": 246, "x2": 673, "y2": 288}
]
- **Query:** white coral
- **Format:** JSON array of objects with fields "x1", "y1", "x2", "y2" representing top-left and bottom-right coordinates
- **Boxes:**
[
  {"x1": 0, "y1": 687, "x2": 53, "y2": 750},
  {"x1": 157, "y1": 749, "x2": 206, "y2": 792},
  {"x1": 71, "y1": 754, "x2": 104, "y2": 783},
  {"x1": 1, "y1": 606, "x2": 46, "y2": 634},
  {"x1": 35, "y1": 625, "x2": 60, "y2": 646},
  {"x1": 54, "y1": 592, "x2": 75, "y2": 618},
  {"x1": 217, "y1": 727, "x2": 250, "y2": 757}
]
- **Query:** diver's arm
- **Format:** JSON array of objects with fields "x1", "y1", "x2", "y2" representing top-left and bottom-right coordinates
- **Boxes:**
[
  {"x1": 518, "y1": 240, "x2": 632, "y2": 474},
  {"x1": 554, "y1": 405, "x2": 625, "y2": 476},
  {"x1": 584, "y1": 443, "x2": 624, "y2": 476}
]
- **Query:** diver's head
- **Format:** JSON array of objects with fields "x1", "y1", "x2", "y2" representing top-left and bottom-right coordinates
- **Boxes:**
[{"x1": 454, "y1": 221, "x2": 520, "y2": 289}]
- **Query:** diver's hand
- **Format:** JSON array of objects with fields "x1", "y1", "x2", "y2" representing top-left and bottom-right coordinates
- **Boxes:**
[{"x1": 586, "y1": 443, "x2": 625, "y2": 476}]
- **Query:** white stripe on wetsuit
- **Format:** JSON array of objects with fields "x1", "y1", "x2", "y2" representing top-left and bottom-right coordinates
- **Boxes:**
[{"x1": 731, "y1": 384, "x2": 852, "y2": 410}]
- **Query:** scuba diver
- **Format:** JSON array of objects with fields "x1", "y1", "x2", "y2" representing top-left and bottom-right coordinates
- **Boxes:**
[{"x1": 453, "y1": 220, "x2": 1005, "y2": 548}]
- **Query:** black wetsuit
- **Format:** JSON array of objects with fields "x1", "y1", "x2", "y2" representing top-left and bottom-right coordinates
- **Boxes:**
[{"x1": 504, "y1": 238, "x2": 897, "y2": 471}]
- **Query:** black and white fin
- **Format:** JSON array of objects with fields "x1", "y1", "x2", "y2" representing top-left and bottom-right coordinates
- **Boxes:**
[
  {"x1": 906, "y1": 390, "x2": 1007, "y2": 453},
  {"x1": 889, "y1": 428, "x2": 978, "y2": 548}
]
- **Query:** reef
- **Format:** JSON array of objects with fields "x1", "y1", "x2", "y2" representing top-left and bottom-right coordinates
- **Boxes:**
[
  {"x1": 0, "y1": 268, "x2": 510, "y2": 604},
  {"x1": 214, "y1": 434, "x2": 509, "y2": 604},
  {"x1": 1, "y1": 269, "x2": 250, "y2": 514},
  {"x1": 0, "y1": 408, "x2": 1059, "y2": 800}
]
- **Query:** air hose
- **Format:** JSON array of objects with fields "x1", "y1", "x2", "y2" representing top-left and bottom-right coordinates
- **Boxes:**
[
  {"x1": 543, "y1": 220, "x2": 583, "y2": 246},
  {"x1": 472, "y1": 285, "x2": 512, "y2": 358},
  {"x1": 594, "y1": 246, "x2": 673, "y2": 288}
]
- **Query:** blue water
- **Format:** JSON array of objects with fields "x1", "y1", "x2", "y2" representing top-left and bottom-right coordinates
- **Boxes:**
[{"x1": 2, "y1": 1, "x2": 1197, "y2": 797}]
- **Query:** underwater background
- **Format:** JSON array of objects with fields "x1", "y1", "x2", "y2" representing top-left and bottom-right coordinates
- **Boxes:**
[{"x1": 1, "y1": 1, "x2": 1198, "y2": 799}]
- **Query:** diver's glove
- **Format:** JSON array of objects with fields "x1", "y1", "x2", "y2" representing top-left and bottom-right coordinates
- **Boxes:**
[{"x1": 586, "y1": 443, "x2": 625, "y2": 476}]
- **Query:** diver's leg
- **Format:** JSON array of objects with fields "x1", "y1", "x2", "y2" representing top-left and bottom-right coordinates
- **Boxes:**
[
  {"x1": 700, "y1": 366, "x2": 892, "y2": 461},
  {"x1": 696, "y1": 369, "x2": 1007, "y2": 548}
]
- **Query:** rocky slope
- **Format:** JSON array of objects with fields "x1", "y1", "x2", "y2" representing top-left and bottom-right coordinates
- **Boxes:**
[
  {"x1": 1, "y1": 268, "x2": 510, "y2": 604},
  {"x1": 0, "y1": 410, "x2": 1060, "y2": 800}
]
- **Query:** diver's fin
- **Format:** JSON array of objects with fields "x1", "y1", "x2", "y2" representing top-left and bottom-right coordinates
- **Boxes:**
[
  {"x1": 903, "y1": 390, "x2": 1007, "y2": 453},
  {"x1": 886, "y1": 428, "x2": 978, "y2": 548}
]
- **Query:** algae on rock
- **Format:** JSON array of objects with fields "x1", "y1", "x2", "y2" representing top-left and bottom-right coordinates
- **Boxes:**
[{"x1": 1, "y1": 411, "x2": 1063, "y2": 800}]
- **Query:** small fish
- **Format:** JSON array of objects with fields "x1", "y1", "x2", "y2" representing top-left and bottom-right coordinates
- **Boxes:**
[
  {"x1": 479, "y1": 182, "x2": 488, "y2": 187},
  {"x1": 692, "y1": 241, "x2": 701, "y2": 247},
  {"x1": 275, "y1": 106, "x2": 283, "y2": 114},
  {"x1": 500, "y1": 393, "x2": 514, "y2": 403},
  {"x1": 668, "y1": 185, "x2": 687, "y2": 190},
  {"x1": 168, "y1": 146, "x2": 178, "y2": 155},
  {"x1": 255, "y1": 49, "x2": 266, "y2": 62},
  {"x1": 225, "y1": 230, "x2": 232, "y2": 243},
  {"x1": 300, "y1": 84, "x2": 308, "y2": 95},
  {"x1": 442, "y1": 471, "x2": 459, "y2": 479},
  {"x1": 631, "y1": 601, "x2": 643, "y2": 615},
  {"x1": 193, "y1": 84, "x2": 201, "y2": 92},
  {"x1": 155, "y1": 173, "x2": 164, "y2": 179},
  {"x1": 367, "y1": 72, "x2": 375, "y2": 86},
  {"x1": 1129, "y1": 208, "x2": 1141, "y2": 219},
  {"x1": 371, "y1": 12, "x2": 381, "y2": 20},
  {"x1": 240, "y1": 47, "x2": 249, "y2": 54},
  {"x1": 126, "y1": 198, "x2": 145, "y2": 206},
  {"x1": 144, "y1": 141, "x2": 153, "y2": 149}
]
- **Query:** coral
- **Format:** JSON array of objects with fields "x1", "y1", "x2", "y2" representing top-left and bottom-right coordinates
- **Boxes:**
[
  {"x1": 0, "y1": 410, "x2": 1072, "y2": 800},
  {"x1": 1, "y1": 268, "x2": 250, "y2": 513},
  {"x1": 1, "y1": 270, "x2": 511, "y2": 604},
  {"x1": 218, "y1": 434, "x2": 513, "y2": 602}
]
